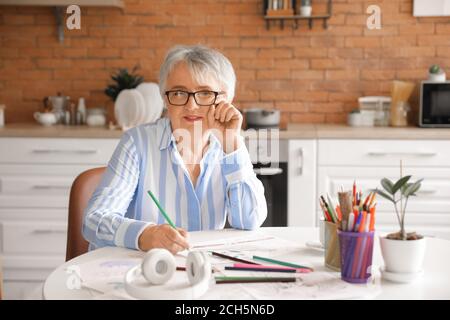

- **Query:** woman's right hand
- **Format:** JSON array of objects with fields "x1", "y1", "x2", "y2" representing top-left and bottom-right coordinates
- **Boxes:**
[{"x1": 138, "y1": 224, "x2": 190, "y2": 254}]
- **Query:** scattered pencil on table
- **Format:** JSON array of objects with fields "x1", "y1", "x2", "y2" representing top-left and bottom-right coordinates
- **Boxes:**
[
  {"x1": 227, "y1": 263, "x2": 311, "y2": 273},
  {"x1": 252, "y1": 255, "x2": 314, "y2": 271},
  {"x1": 215, "y1": 276, "x2": 296, "y2": 284},
  {"x1": 211, "y1": 251, "x2": 260, "y2": 265}
]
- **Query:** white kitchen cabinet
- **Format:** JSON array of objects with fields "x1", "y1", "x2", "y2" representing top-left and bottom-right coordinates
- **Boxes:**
[
  {"x1": 317, "y1": 139, "x2": 450, "y2": 239},
  {"x1": 288, "y1": 140, "x2": 317, "y2": 227},
  {"x1": 0, "y1": 137, "x2": 118, "y2": 299}
]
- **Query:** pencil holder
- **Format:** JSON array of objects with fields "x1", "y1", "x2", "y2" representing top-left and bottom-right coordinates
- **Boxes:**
[
  {"x1": 324, "y1": 221, "x2": 340, "y2": 271},
  {"x1": 338, "y1": 231, "x2": 375, "y2": 284}
]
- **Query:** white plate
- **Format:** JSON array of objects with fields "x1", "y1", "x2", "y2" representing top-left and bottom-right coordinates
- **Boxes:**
[
  {"x1": 114, "y1": 89, "x2": 131, "y2": 129},
  {"x1": 115, "y1": 89, "x2": 146, "y2": 130},
  {"x1": 136, "y1": 82, "x2": 164, "y2": 123},
  {"x1": 380, "y1": 266, "x2": 424, "y2": 283},
  {"x1": 130, "y1": 90, "x2": 146, "y2": 126}
]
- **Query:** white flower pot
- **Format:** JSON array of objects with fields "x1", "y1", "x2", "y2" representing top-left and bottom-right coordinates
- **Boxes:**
[
  {"x1": 300, "y1": 6, "x2": 312, "y2": 17},
  {"x1": 379, "y1": 236, "x2": 426, "y2": 274},
  {"x1": 428, "y1": 72, "x2": 446, "y2": 82}
]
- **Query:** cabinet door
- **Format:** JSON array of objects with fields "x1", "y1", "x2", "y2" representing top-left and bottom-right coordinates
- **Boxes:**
[
  {"x1": 0, "y1": 164, "x2": 102, "y2": 208},
  {"x1": 317, "y1": 166, "x2": 450, "y2": 239},
  {"x1": 288, "y1": 140, "x2": 317, "y2": 227},
  {"x1": 0, "y1": 138, "x2": 119, "y2": 165}
]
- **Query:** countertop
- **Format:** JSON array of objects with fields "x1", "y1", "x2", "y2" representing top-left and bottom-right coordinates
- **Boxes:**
[{"x1": 1, "y1": 122, "x2": 450, "y2": 140}]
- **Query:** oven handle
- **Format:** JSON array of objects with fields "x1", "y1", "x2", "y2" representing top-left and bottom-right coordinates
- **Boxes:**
[{"x1": 253, "y1": 168, "x2": 283, "y2": 176}]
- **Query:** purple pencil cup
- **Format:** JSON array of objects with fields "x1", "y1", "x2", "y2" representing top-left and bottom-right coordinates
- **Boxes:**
[{"x1": 338, "y1": 230, "x2": 375, "y2": 284}]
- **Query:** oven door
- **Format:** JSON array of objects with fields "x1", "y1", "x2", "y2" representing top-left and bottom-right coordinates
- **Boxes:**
[
  {"x1": 254, "y1": 162, "x2": 288, "y2": 227},
  {"x1": 420, "y1": 81, "x2": 450, "y2": 127}
]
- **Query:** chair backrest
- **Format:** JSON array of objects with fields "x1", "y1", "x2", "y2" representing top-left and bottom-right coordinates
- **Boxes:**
[{"x1": 66, "y1": 167, "x2": 106, "y2": 261}]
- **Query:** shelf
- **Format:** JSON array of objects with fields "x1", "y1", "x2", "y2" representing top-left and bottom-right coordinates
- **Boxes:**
[
  {"x1": 263, "y1": 0, "x2": 332, "y2": 30},
  {"x1": 264, "y1": 14, "x2": 331, "y2": 30},
  {"x1": 0, "y1": 0, "x2": 124, "y2": 7},
  {"x1": 0, "y1": 0, "x2": 124, "y2": 43}
]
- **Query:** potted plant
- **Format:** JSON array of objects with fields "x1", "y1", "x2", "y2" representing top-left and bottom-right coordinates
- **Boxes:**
[
  {"x1": 428, "y1": 64, "x2": 446, "y2": 82},
  {"x1": 375, "y1": 161, "x2": 426, "y2": 282},
  {"x1": 300, "y1": 0, "x2": 312, "y2": 17},
  {"x1": 104, "y1": 65, "x2": 144, "y2": 102}
]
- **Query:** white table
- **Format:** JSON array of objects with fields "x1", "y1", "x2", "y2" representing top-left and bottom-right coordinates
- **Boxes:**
[{"x1": 44, "y1": 227, "x2": 450, "y2": 300}]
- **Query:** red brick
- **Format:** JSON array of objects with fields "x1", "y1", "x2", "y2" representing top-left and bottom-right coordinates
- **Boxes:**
[
  {"x1": 37, "y1": 59, "x2": 72, "y2": 69},
  {"x1": 326, "y1": 70, "x2": 360, "y2": 81},
  {"x1": 291, "y1": 113, "x2": 325, "y2": 123},
  {"x1": 241, "y1": 38, "x2": 274, "y2": 48},
  {"x1": 294, "y1": 48, "x2": 327, "y2": 58},
  {"x1": 345, "y1": 37, "x2": 381, "y2": 48},
  {"x1": 274, "y1": 59, "x2": 309, "y2": 69},
  {"x1": 257, "y1": 70, "x2": 291, "y2": 80},
  {"x1": 260, "y1": 90, "x2": 294, "y2": 101},
  {"x1": 309, "y1": 102, "x2": 344, "y2": 114},
  {"x1": 361, "y1": 70, "x2": 396, "y2": 80},
  {"x1": 292, "y1": 70, "x2": 324, "y2": 80}
]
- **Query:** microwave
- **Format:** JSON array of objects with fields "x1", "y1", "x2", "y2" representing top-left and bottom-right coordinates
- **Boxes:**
[{"x1": 420, "y1": 81, "x2": 450, "y2": 127}]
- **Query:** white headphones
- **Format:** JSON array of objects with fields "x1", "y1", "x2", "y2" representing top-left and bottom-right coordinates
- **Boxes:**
[{"x1": 124, "y1": 248, "x2": 211, "y2": 300}]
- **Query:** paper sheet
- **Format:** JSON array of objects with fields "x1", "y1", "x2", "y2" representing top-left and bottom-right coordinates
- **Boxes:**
[{"x1": 73, "y1": 231, "x2": 382, "y2": 300}]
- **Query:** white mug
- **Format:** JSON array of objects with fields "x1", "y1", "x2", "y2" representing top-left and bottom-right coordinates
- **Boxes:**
[{"x1": 34, "y1": 112, "x2": 57, "y2": 126}]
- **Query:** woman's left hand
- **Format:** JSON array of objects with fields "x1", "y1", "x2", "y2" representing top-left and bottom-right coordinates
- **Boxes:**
[{"x1": 207, "y1": 101, "x2": 243, "y2": 153}]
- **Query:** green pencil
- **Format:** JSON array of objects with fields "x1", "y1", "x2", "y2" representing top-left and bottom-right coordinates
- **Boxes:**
[
  {"x1": 252, "y1": 256, "x2": 313, "y2": 271},
  {"x1": 147, "y1": 190, "x2": 176, "y2": 229}
]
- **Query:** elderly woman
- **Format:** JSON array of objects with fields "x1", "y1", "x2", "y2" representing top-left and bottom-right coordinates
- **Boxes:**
[{"x1": 83, "y1": 45, "x2": 267, "y2": 254}]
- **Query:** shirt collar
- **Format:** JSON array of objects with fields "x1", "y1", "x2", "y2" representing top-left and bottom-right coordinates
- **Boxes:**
[
  {"x1": 157, "y1": 117, "x2": 176, "y2": 151},
  {"x1": 158, "y1": 117, "x2": 222, "y2": 153}
]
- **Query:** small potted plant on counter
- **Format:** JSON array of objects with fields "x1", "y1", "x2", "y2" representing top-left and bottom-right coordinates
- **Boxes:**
[
  {"x1": 428, "y1": 64, "x2": 446, "y2": 82},
  {"x1": 104, "y1": 65, "x2": 144, "y2": 102},
  {"x1": 375, "y1": 161, "x2": 426, "y2": 283}
]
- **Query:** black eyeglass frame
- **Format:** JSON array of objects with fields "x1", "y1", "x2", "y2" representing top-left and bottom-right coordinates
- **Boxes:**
[{"x1": 165, "y1": 90, "x2": 225, "y2": 106}]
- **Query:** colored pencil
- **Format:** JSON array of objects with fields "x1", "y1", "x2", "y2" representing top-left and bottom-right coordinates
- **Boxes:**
[
  {"x1": 352, "y1": 181, "x2": 356, "y2": 206},
  {"x1": 225, "y1": 266, "x2": 296, "y2": 273},
  {"x1": 215, "y1": 276, "x2": 296, "y2": 284},
  {"x1": 212, "y1": 251, "x2": 259, "y2": 265},
  {"x1": 252, "y1": 255, "x2": 313, "y2": 271},
  {"x1": 147, "y1": 190, "x2": 176, "y2": 229},
  {"x1": 232, "y1": 263, "x2": 312, "y2": 273}
]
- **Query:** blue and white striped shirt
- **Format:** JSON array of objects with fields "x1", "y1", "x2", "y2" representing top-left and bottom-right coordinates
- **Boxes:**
[{"x1": 82, "y1": 117, "x2": 267, "y2": 251}]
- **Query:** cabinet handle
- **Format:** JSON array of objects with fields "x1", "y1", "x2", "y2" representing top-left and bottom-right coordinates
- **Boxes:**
[
  {"x1": 32, "y1": 185, "x2": 71, "y2": 190},
  {"x1": 367, "y1": 151, "x2": 437, "y2": 157},
  {"x1": 32, "y1": 229, "x2": 66, "y2": 235},
  {"x1": 31, "y1": 149, "x2": 98, "y2": 155},
  {"x1": 298, "y1": 148, "x2": 303, "y2": 175},
  {"x1": 253, "y1": 168, "x2": 283, "y2": 176}
]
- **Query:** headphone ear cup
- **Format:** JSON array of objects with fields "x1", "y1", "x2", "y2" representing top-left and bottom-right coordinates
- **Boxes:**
[
  {"x1": 141, "y1": 248, "x2": 175, "y2": 285},
  {"x1": 186, "y1": 251, "x2": 211, "y2": 285}
]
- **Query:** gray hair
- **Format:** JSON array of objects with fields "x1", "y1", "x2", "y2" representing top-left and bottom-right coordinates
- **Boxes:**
[{"x1": 159, "y1": 45, "x2": 236, "y2": 101}]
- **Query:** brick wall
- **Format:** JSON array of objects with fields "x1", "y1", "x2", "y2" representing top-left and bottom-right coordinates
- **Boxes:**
[{"x1": 1, "y1": 0, "x2": 449, "y2": 125}]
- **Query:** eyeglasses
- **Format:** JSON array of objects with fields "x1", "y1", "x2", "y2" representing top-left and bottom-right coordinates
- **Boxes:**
[{"x1": 165, "y1": 90, "x2": 224, "y2": 106}]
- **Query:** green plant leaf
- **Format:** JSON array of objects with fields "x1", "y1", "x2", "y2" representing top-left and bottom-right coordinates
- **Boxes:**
[
  {"x1": 375, "y1": 189, "x2": 395, "y2": 203},
  {"x1": 392, "y1": 175, "x2": 411, "y2": 194},
  {"x1": 402, "y1": 179, "x2": 423, "y2": 197},
  {"x1": 381, "y1": 178, "x2": 394, "y2": 194}
]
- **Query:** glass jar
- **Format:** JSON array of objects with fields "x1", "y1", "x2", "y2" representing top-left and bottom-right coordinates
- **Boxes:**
[{"x1": 86, "y1": 108, "x2": 106, "y2": 127}]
